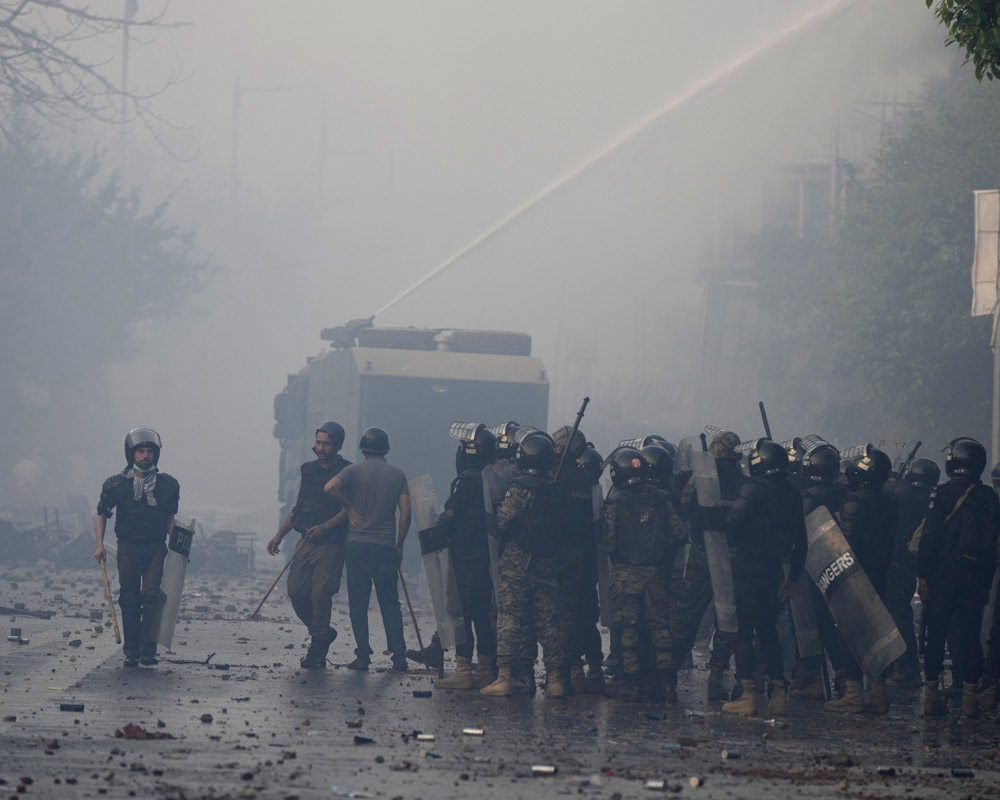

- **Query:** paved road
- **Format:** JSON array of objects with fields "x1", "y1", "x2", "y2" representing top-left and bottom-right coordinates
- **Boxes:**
[{"x1": 2, "y1": 567, "x2": 998, "y2": 799}]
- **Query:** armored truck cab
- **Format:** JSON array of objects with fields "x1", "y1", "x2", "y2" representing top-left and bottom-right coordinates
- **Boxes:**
[{"x1": 273, "y1": 324, "x2": 549, "y2": 525}]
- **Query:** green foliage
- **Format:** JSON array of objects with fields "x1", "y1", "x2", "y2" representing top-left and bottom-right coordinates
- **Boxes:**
[
  {"x1": 750, "y1": 80, "x2": 1000, "y2": 448},
  {"x1": 0, "y1": 143, "x2": 207, "y2": 380},
  {"x1": 927, "y1": 1, "x2": 1000, "y2": 81}
]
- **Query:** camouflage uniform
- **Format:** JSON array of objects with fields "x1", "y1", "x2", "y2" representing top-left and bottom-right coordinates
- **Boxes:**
[
  {"x1": 495, "y1": 479, "x2": 570, "y2": 673},
  {"x1": 604, "y1": 486, "x2": 685, "y2": 677}
]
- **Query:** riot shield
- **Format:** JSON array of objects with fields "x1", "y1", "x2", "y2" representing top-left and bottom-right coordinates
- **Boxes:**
[
  {"x1": 784, "y1": 564, "x2": 822, "y2": 659},
  {"x1": 804, "y1": 506, "x2": 905, "y2": 681},
  {"x1": 690, "y1": 450, "x2": 738, "y2": 633},
  {"x1": 152, "y1": 520, "x2": 195, "y2": 648},
  {"x1": 482, "y1": 461, "x2": 514, "y2": 608},
  {"x1": 592, "y1": 484, "x2": 613, "y2": 627},
  {"x1": 418, "y1": 525, "x2": 467, "y2": 649},
  {"x1": 673, "y1": 435, "x2": 701, "y2": 477},
  {"x1": 409, "y1": 474, "x2": 442, "y2": 533}
]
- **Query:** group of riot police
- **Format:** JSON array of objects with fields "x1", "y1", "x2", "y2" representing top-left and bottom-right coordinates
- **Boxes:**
[{"x1": 426, "y1": 421, "x2": 1000, "y2": 719}]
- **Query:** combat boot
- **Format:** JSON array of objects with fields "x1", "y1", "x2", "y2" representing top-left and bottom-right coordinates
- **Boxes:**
[
  {"x1": 659, "y1": 669, "x2": 678, "y2": 705},
  {"x1": 480, "y1": 667, "x2": 513, "y2": 697},
  {"x1": 977, "y1": 676, "x2": 998, "y2": 711},
  {"x1": 471, "y1": 655, "x2": 496, "y2": 690},
  {"x1": 406, "y1": 631, "x2": 443, "y2": 671},
  {"x1": 767, "y1": 679, "x2": 789, "y2": 716},
  {"x1": 722, "y1": 680, "x2": 757, "y2": 716},
  {"x1": 866, "y1": 676, "x2": 889, "y2": 714},
  {"x1": 300, "y1": 636, "x2": 331, "y2": 669},
  {"x1": 585, "y1": 658, "x2": 605, "y2": 693},
  {"x1": 570, "y1": 662, "x2": 587, "y2": 694},
  {"x1": 832, "y1": 668, "x2": 846, "y2": 699},
  {"x1": 707, "y1": 664, "x2": 727, "y2": 702},
  {"x1": 789, "y1": 671, "x2": 825, "y2": 700},
  {"x1": 824, "y1": 679, "x2": 864, "y2": 713},
  {"x1": 545, "y1": 669, "x2": 568, "y2": 698},
  {"x1": 961, "y1": 681, "x2": 979, "y2": 718},
  {"x1": 435, "y1": 656, "x2": 474, "y2": 690},
  {"x1": 609, "y1": 675, "x2": 642, "y2": 703},
  {"x1": 923, "y1": 679, "x2": 947, "y2": 717}
]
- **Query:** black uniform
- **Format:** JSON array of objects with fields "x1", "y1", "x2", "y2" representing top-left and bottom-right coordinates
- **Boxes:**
[
  {"x1": 881, "y1": 478, "x2": 932, "y2": 679},
  {"x1": 443, "y1": 467, "x2": 496, "y2": 660},
  {"x1": 918, "y1": 477, "x2": 1000, "y2": 684},
  {"x1": 728, "y1": 473, "x2": 807, "y2": 683},
  {"x1": 97, "y1": 469, "x2": 180, "y2": 659},
  {"x1": 286, "y1": 456, "x2": 351, "y2": 643}
]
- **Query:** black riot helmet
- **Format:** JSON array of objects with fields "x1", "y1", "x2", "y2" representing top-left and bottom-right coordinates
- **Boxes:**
[
  {"x1": 640, "y1": 444, "x2": 674, "y2": 488},
  {"x1": 747, "y1": 439, "x2": 788, "y2": 477},
  {"x1": 944, "y1": 437, "x2": 987, "y2": 479},
  {"x1": 846, "y1": 444, "x2": 892, "y2": 486},
  {"x1": 609, "y1": 447, "x2": 647, "y2": 490},
  {"x1": 125, "y1": 427, "x2": 162, "y2": 467},
  {"x1": 359, "y1": 427, "x2": 390, "y2": 455},
  {"x1": 783, "y1": 437, "x2": 805, "y2": 475},
  {"x1": 316, "y1": 421, "x2": 346, "y2": 448},
  {"x1": 456, "y1": 426, "x2": 497, "y2": 471},
  {"x1": 902, "y1": 457, "x2": 941, "y2": 489},
  {"x1": 516, "y1": 434, "x2": 556, "y2": 475},
  {"x1": 491, "y1": 421, "x2": 522, "y2": 461},
  {"x1": 578, "y1": 445, "x2": 604, "y2": 482},
  {"x1": 800, "y1": 445, "x2": 840, "y2": 484}
]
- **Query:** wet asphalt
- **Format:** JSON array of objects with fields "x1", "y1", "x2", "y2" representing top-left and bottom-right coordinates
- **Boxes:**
[{"x1": 2, "y1": 566, "x2": 999, "y2": 800}]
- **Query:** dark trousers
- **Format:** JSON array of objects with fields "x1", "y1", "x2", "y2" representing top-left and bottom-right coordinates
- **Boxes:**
[
  {"x1": 884, "y1": 563, "x2": 918, "y2": 675},
  {"x1": 116, "y1": 538, "x2": 167, "y2": 658},
  {"x1": 923, "y1": 570, "x2": 986, "y2": 684},
  {"x1": 345, "y1": 541, "x2": 405, "y2": 660},
  {"x1": 569, "y1": 550, "x2": 603, "y2": 666},
  {"x1": 733, "y1": 568, "x2": 784, "y2": 682},
  {"x1": 985, "y1": 585, "x2": 1000, "y2": 679},
  {"x1": 454, "y1": 557, "x2": 496, "y2": 659},
  {"x1": 287, "y1": 535, "x2": 346, "y2": 641}
]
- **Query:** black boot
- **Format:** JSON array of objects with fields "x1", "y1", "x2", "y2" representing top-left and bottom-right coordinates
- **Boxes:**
[
  {"x1": 659, "y1": 669, "x2": 678, "y2": 705},
  {"x1": 300, "y1": 630, "x2": 334, "y2": 669},
  {"x1": 406, "y1": 631, "x2": 443, "y2": 670},
  {"x1": 121, "y1": 603, "x2": 141, "y2": 668}
]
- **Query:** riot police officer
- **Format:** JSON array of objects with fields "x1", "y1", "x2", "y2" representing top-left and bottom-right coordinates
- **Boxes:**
[
  {"x1": 918, "y1": 438, "x2": 1000, "y2": 717},
  {"x1": 722, "y1": 440, "x2": 806, "y2": 717},
  {"x1": 95, "y1": 428, "x2": 180, "y2": 667}
]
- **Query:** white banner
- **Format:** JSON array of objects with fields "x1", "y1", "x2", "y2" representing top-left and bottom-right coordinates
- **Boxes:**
[{"x1": 972, "y1": 189, "x2": 1000, "y2": 317}]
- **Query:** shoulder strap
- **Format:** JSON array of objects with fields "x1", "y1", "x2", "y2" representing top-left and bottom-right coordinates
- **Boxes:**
[{"x1": 945, "y1": 484, "x2": 976, "y2": 524}]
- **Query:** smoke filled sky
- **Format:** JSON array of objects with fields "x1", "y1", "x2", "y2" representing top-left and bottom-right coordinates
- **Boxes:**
[{"x1": 28, "y1": 0, "x2": 948, "y2": 528}]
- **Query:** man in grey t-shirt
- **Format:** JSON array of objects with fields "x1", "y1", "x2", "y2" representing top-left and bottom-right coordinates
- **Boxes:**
[{"x1": 325, "y1": 427, "x2": 411, "y2": 671}]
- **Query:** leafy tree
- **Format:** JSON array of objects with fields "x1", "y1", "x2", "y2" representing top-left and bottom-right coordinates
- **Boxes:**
[
  {"x1": 748, "y1": 76, "x2": 999, "y2": 450},
  {"x1": 927, "y1": 0, "x2": 1000, "y2": 80},
  {"x1": 0, "y1": 143, "x2": 207, "y2": 495}
]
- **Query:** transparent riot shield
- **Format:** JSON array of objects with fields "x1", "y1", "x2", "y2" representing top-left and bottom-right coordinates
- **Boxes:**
[
  {"x1": 418, "y1": 525, "x2": 467, "y2": 649},
  {"x1": 785, "y1": 564, "x2": 822, "y2": 659},
  {"x1": 804, "y1": 506, "x2": 905, "y2": 682},
  {"x1": 152, "y1": 520, "x2": 195, "y2": 648},
  {"x1": 408, "y1": 474, "x2": 442, "y2": 533},
  {"x1": 592, "y1": 484, "x2": 613, "y2": 627},
  {"x1": 690, "y1": 450, "x2": 738, "y2": 633}
]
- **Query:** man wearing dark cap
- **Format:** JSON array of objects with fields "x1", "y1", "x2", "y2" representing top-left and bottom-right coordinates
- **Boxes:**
[{"x1": 267, "y1": 422, "x2": 351, "y2": 668}]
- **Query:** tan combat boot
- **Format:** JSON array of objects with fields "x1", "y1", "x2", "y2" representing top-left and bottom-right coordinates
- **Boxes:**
[
  {"x1": 545, "y1": 669, "x2": 568, "y2": 698},
  {"x1": 435, "y1": 656, "x2": 474, "y2": 690},
  {"x1": 480, "y1": 666, "x2": 513, "y2": 697},
  {"x1": 923, "y1": 679, "x2": 946, "y2": 717},
  {"x1": 824, "y1": 679, "x2": 864, "y2": 713},
  {"x1": 722, "y1": 679, "x2": 757, "y2": 716},
  {"x1": 471, "y1": 655, "x2": 496, "y2": 690},
  {"x1": 961, "y1": 681, "x2": 979, "y2": 718},
  {"x1": 977, "y1": 677, "x2": 998, "y2": 711},
  {"x1": 767, "y1": 679, "x2": 789, "y2": 716},
  {"x1": 866, "y1": 676, "x2": 889, "y2": 714}
]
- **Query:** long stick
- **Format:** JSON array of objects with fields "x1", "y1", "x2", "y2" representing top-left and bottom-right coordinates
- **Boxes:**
[
  {"x1": 397, "y1": 567, "x2": 425, "y2": 655},
  {"x1": 758, "y1": 401, "x2": 773, "y2": 441},
  {"x1": 100, "y1": 560, "x2": 122, "y2": 645},
  {"x1": 251, "y1": 535, "x2": 309, "y2": 620},
  {"x1": 553, "y1": 396, "x2": 590, "y2": 482}
]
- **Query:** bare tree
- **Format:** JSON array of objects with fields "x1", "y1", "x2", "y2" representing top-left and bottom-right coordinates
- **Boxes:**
[{"x1": 0, "y1": 1, "x2": 174, "y2": 141}]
